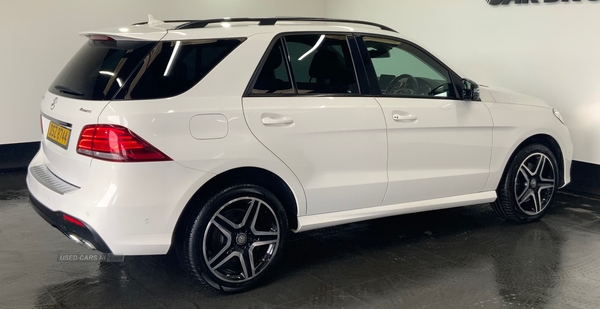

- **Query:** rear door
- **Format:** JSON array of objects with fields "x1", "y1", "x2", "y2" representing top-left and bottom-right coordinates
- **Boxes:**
[
  {"x1": 243, "y1": 34, "x2": 388, "y2": 215},
  {"x1": 40, "y1": 36, "x2": 160, "y2": 186},
  {"x1": 357, "y1": 35, "x2": 493, "y2": 205}
]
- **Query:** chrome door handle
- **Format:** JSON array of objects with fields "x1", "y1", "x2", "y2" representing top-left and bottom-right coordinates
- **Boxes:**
[
  {"x1": 392, "y1": 114, "x2": 418, "y2": 122},
  {"x1": 261, "y1": 116, "x2": 294, "y2": 126}
]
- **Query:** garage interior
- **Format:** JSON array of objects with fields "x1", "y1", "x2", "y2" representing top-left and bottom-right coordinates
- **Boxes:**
[{"x1": 1, "y1": 0, "x2": 599, "y2": 308}]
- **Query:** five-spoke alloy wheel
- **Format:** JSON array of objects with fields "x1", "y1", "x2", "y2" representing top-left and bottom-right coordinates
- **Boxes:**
[
  {"x1": 178, "y1": 184, "x2": 288, "y2": 292},
  {"x1": 514, "y1": 153, "x2": 556, "y2": 216},
  {"x1": 492, "y1": 144, "x2": 559, "y2": 222}
]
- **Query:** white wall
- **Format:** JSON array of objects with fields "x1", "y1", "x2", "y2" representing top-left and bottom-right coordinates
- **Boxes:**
[
  {"x1": 326, "y1": 0, "x2": 600, "y2": 164},
  {"x1": 3, "y1": 0, "x2": 599, "y2": 164},
  {"x1": 0, "y1": 0, "x2": 325, "y2": 145}
]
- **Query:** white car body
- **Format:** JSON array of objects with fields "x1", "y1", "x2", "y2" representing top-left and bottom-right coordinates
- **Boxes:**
[{"x1": 27, "y1": 18, "x2": 572, "y2": 256}]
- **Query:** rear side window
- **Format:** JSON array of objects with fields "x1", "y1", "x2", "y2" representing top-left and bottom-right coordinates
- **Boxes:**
[
  {"x1": 285, "y1": 35, "x2": 358, "y2": 94},
  {"x1": 250, "y1": 34, "x2": 359, "y2": 95},
  {"x1": 49, "y1": 38, "x2": 244, "y2": 101},
  {"x1": 251, "y1": 39, "x2": 294, "y2": 94},
  {"x1": 115, "y1": 39, "x2": 243, "y2": 100}
]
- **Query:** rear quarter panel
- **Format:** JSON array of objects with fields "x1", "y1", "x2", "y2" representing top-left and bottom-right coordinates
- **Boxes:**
[{"x1": 97, "y1": 33, "x2": 307, "y2": 227}]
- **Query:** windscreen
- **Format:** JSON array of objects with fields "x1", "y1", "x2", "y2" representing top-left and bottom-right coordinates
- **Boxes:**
[{"x1": 49, "y1": 38, "x2": 244, "y2": 101}]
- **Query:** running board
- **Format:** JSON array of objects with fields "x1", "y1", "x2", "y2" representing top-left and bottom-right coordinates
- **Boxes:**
[{"x1": 295, "y1": 191, "x2": 497, "y2": 232}]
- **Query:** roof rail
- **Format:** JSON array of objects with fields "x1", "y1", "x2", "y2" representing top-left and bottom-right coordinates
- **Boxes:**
[{"x1": 133, "y1": 17, "x2": 397, "y2": 32}]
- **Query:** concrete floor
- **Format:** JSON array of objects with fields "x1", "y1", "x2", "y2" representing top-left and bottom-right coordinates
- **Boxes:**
[{"x1": 1, "y1": 171, "x2": 599, "y2": 309}]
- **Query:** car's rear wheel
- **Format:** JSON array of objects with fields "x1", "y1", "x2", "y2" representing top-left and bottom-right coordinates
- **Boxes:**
[
  {"x1": 492, "y1": 144, "x2": 559, "y2": 223},
  {"x1": 178, "y1": 184, "x2": 287, "y2": 292}
]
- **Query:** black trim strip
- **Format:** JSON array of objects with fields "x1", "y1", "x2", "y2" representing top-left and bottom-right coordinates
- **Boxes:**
[
  {"x1": 280, "y1": 37, "x2": 298, "y2": 95},
  {"x1": 347, "y1": 36, "x2": 371, "y2": 95},
  {"x1": 355, "y1": 36, "x2": 381, "y2": 95},
  {"x1": 29, "y1": 194, "x2": 113, "y2": 253}
]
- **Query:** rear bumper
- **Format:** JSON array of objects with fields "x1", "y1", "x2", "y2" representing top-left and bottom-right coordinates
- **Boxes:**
[
  {"x1": 29, "y1": 194, "x2": 112, "y2": 253},
  {"x1": 26, "y1": 149, "x2": 212, "y2": 255}
]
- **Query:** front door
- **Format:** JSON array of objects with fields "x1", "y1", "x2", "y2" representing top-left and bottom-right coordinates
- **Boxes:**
[{"x1": 359, "y1": 36, "x2": 493, "y2": 205}]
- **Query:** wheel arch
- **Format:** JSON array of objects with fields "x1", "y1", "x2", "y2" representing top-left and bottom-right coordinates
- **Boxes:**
[
  {"x1": 501, "y1": 134, "x2": 565, "y2": 188},
  {"x1": 171, "y1": 166, "x2": 299, "y2": 248}
]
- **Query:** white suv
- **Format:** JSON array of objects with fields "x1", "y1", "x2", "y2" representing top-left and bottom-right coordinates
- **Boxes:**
[{"x1": 27, "y1": 17, "x2": 572, "y2": 292}]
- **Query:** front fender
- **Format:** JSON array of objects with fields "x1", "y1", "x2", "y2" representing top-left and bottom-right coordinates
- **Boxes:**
[{"x1": 484, "y1": 102, "x2": 573, "y2": 191}]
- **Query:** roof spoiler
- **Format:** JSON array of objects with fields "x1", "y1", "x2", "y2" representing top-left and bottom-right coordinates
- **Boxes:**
[{"x1": 79, "y1": 15, "x2": 168, "y2": 41}]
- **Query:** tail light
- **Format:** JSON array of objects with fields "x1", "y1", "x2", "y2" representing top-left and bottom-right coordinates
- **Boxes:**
[
  {"x1": 63, "y1": 214, "x2": 85, "y2": 227},
  {"x1": 76, "y1": 125, "x2": 171, "y2": 162},
  {"x1": 88, "y1": 35, "x2": 115, "y2": 42}
]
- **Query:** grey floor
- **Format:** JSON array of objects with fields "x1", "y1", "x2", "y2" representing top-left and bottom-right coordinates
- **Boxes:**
[{"x1": 1, "y1": 171, "x2": 599, "y2": 309}]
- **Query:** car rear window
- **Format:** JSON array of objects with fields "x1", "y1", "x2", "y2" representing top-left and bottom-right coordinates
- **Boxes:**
[{"x1": 49, "y1": 38, "x2": 244, "y2": 101}]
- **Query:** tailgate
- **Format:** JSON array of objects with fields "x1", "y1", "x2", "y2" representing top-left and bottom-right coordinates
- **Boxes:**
[
  {"x1": 40, "y1": 93, "x2": 109, "y2": 187},
  {"x1": 37, "y1": 30, "x2": 165, "y2": 187}
]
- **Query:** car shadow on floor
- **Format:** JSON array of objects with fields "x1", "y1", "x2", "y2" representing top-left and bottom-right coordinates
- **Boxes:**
[{"x1": 28, "y1": 193, "x2": 600, "y2": 309}]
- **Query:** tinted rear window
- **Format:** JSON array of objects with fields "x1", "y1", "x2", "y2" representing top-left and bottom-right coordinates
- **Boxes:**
[
  {"x1": 49, "y1": 38, "x2": 244, "y2": 100},
  {"x1": 49, "y1": 40, "x2": 155, "y2": 100}
]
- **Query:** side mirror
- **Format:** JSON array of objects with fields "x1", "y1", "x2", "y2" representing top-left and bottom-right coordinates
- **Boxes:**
[{"x1": 462, "y1": 79, "x2": 480, "y2": 101}]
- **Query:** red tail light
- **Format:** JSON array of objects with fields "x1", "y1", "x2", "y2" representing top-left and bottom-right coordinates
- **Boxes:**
[
  {"x1": 63, "y1": 214, "x2": 85, "y2": 227},
  {"x1": 89, "y1": 35, "x2": 115, "y2": 41},
  {"x1": 76, "y1": 125, "x2": 171, "y2": 162}
]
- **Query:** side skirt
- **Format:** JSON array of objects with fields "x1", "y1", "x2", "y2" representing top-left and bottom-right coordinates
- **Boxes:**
[{"x1": 295, "y1": 191, "x2": 497, "y2": 232}]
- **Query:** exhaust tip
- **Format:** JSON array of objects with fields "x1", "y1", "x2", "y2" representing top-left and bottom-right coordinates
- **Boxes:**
[
  {"x1": 68, "y1": 233, "x2": 83, "y2": 245},
  {"x1": 68, "y1": 233, "x2": 97, "y2": 250}
]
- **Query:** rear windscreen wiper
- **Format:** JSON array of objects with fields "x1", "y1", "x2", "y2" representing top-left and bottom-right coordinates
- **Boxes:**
[{"x1": 55, "y1": 85, "x2": 83, "y2": 96}]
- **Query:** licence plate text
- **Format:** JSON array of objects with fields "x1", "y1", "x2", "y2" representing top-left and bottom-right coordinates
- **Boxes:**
[{"x1": 46, "y1": 122, "x2": 72, "y2": 149}]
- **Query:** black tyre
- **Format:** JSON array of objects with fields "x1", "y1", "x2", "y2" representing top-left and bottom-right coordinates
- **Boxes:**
[
  {"x1": 492, "y1": 144, "x2": 559, "y2": 223},
  {"x1": 178, "y1": 184, "x2": 288, "y2": 292}
]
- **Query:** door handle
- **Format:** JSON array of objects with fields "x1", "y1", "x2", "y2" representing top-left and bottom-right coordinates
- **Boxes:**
[
  {"x1": 261, "y1": 116, "x2": 294, "y2": 126},
  {"x1": 392, "y1": 114, "x2": 418, "y2": 122}
]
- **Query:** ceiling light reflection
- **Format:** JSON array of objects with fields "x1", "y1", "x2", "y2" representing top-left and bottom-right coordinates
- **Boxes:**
[
  {"x1": 163, "y1": 41, "x2": 181, "y2": 76},
  {"x1": 298, "y1": 35, "x2": 325, "y2": 61}
]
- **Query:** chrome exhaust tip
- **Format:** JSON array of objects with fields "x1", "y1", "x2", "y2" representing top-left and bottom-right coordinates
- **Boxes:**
[
  {"x1": 68, "y1": 233, "x2": 97, "y2": 250},
  {"x1": 68, "y1": 233, "x2": 83, "y2": 245}
]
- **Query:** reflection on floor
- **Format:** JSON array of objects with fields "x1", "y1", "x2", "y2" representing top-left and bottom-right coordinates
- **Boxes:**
[{"x1": 1, "y1": 171, "x2": 599, "y2": 309}]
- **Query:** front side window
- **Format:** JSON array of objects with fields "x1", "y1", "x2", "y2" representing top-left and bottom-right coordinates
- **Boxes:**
[{"x1": 363, "y1": 37, "x2": 456, "y2": 98}]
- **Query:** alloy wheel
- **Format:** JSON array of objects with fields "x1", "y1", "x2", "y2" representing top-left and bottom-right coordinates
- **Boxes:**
[
  {"x1": 202, "y1": 197, "x2": 281, "y2": 283},
  {"x1": 514, "y1": 152, "x2": 556, "y2": 216}
]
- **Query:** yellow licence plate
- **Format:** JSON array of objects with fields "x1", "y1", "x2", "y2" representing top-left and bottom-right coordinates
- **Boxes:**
[{"x1": 46, "y1": 122, "x2": 72, "y2": 149}]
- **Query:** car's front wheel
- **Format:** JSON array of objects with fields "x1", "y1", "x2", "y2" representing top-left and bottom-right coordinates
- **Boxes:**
[
  {"x1": 492, "y1": 144, "x2": 559, "y2": 223},
  {"x1": 178, "y1": 184, "x2": 288, "y2": 292}
]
